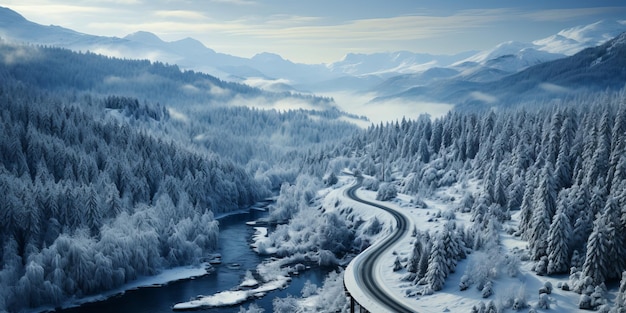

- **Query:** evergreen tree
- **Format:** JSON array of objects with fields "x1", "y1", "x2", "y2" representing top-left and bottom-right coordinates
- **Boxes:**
[
  {"x1": 529, "y1": 163, "x2": 557, "y2": 259},
  {"x1": 547, "y1": 202, "x2": 572, "y2": 274},
  {"x1": 416, "y1": 237, "x2": 431, "y2": 283},
  {"x1": 582, "y1": 217, "x2": 612, "y2": 286},
  {"x1": 518, "y1": 169, "x2": 537, "y2": 239},
  {"x1": 426, "y1": 238, "x2": 447, "y2": 291},
  {"x1": 407, "y1": 235, "x2": 423, "y2": 274},
  {"x1": 601, "y1": 198, "x2": 626, "y2": 280}
]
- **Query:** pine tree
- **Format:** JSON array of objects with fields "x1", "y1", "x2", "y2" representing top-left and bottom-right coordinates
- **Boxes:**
[
  {"x1": 601, "y1": 198, "x2": 626, "y2": 280},
  {"x1": 83, "y1": 184, "x2": 102, "y2": 236},
  {"x1": 519, "y1": 168, "x2": 537, "y2": 239},
  {"x1": 547, "y1": 202, "x2": 572, "y2": 274},
  {"x1": 441, "y1": 223, "x2": 461, "y2": 274},
  {"x1": 416, "y1": 238, "x2": 431, "y2": 282},
  {"x1": 571, "y1": 181, "x2": 593, "y2": 252},
  {"x1": 608, "y1": 103, "x2": 626, "y2": 191},
  {"x1": 426, "y1": 238, "x2": 447, "y2": 291},
  {"x1": 582, "y1": 217, "x2": 611, "y2": 286},
  {"x1": 529, "y1": 163, "x2": 557, "y2": 259},
  {"x1": 407, "y1": 236, "x2": 423, "y2": 274},
  {"x1": 546, "y1": 110, "x2": 564, "y2": 165},
  {"x1": 615, "y1": 271, "x2": 626, "y2": 312}
]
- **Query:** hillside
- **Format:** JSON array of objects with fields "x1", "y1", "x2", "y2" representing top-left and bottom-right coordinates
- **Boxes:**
[
  {"x1": 0, "y1": 39, "x2": 362, "y2": 312},
  {"x1": 0, "y1": 40, "x2": 336, "y2": 109}
]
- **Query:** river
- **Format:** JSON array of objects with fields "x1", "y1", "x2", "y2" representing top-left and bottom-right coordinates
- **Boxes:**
[{"x1": 60, "y1": 210, "x2": 332, "y2": 313}]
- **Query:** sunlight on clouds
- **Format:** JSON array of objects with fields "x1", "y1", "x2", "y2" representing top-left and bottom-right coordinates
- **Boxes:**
[
  {"x1": 87, "y1": 21, "x2": 244, "y2": 35},
  {"x1": 218, "y1": 10, "x2": 512, "y2": 43},
  {"x1": 5, "y1": 2, "x2": 623, "y2": 64},
  {"x1": 154, "y1": 10, "x2": 208, "y2": 20},
  {"x1": 209, "y1": 0, "x2": 256, "y2": 5},
  {"x1": 265, "y1": 15, "x2": 323, "y2": 26},
  {"x1": 8, "y1": 3, "x2": 117, "y2": 15}
]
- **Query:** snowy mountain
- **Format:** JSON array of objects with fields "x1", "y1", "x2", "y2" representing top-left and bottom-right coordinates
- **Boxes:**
[
  {"x1": 327, "y1": 51, "x2": 474, "y2": 77},
  {"x1": 375, "y1": 31, "x2": 626, "y2": 111},
  {"x1": 2, "y1": 5, "x2": 626, "y2": 113},
  {"x1": 452, "y1": 41, "x2": 565, "y2": 74},
  {"x1": 369, "y1": 20, "x2": 626, "y2": 98},
  {"x1": 534, "y1": 19, "x2": 626, "y2": 55}
]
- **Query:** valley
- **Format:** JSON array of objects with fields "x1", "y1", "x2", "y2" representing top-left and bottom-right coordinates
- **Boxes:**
[{"x1": 1, "y1": 4, "x2": 626, "y2": 313}]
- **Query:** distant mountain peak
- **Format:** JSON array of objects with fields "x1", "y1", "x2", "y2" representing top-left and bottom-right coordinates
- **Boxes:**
[
  {"x1": 252, "y1": 52, "x2": 288, "y2": 63},
  {"x1": 534, "y1": 19, "x2": 626, "y2": 55},
  {"x1": 172, "y1": 37, "x2": 214, "y2": 53},
  {"x1": 124, "y1": 31, "x2": 164, "y2": 45},
  {"x1": 0, "y1": 6, "x2": 27, "y2": 24}
]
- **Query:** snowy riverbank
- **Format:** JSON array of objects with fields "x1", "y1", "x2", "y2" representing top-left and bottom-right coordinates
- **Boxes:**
[{"x1": 33, "y1": 264, "x2": 211, "y2": 313}]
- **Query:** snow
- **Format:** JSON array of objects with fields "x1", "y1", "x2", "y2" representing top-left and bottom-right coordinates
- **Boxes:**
[
  {"x1": 459, "y1": 41, "x2": 537, "y2": 64},
  {"x1": 30, "y1": 264, "x2": 210, "y2": 313},
  {"x1": 534, "y1": 20, "x2": 626, "y2": 55},
  {"x1": 250, "y1": 226, "x2": 278, "y2": 254},
  {"x1": 173, "y1": 290, "x2": 250, "y2": 310},
  {"x1": 173, "y1": 276, "x2": 290, "y2": 310},
  {"x1": 338, "y1": 176, "x2": 598, "y2": 312},
  {"x1": 241, "y1": 270, "x2": 260, "y2": 288}
]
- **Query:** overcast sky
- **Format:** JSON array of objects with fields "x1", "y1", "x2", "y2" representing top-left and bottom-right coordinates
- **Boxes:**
[{"x1": 4, "y1": 0, "x2": 626, "y2": 63}]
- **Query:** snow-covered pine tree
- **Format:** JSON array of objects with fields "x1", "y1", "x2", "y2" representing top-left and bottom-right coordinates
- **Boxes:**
[
  {"x1": 547, "y1": 199, "x2": 572, "y2": 274},
  {"x1": 518, "y1": 168, "x2": 537, "y2": 239},
  {"x1": 529, "y1": 162, "x2": 557, "y2": 260},
  {"x1": 406, "y1": 234, "x2": 423, "y2": 274},
  {"x1": 416, "y1": 237, "x2": 431, "y2": 283},
  {"x1": 601, "y1": 197, "x2": 626, "y2": 280},
  {"x1": 425, "y1": 237, "x2": 447, "y2": 291},
  {"x1": 582, "y1": 216, "x2": 612, "y2": 286}
]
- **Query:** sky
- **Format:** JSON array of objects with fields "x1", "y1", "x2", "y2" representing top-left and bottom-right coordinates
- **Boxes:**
[{"x1": 3, "y1": 0, "x2": 626, "y2": 64}]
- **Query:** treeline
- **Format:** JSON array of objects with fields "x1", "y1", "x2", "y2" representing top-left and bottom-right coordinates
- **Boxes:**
[
  {"x1": 0, "y1": 85, "x2": 264, "y2": 311},
  {"x1": 174, "y1": 105, "x2": 361, "y2": 168}
]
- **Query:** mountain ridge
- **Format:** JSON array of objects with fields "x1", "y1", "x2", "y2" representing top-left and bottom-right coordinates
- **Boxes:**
[
  {"x1": 2, "y1": 5, "x2": 626, "y2": 111},
  {"x1": 374, "y1": 31, "x2": 626, "y2": 111}
]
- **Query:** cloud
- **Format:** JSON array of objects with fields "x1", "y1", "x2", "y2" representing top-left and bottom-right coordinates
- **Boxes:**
[
  {"x1": 522, "y1": 7, "x2": 624, "y2": 22},
  {"x1": 154, "y1": 10, "x2": 208, "y2": 20},
  {"x1": 321, "y1": 91, "x2": 452, "y2": 125},
  {"x1": 8, "y1": 3, "x2": 118, "y2": 16},
  {"x1": 470, "y1": 91, "x2": 497, "y2": 103},
  {"x1": 265, "y1": 15, "x2": 323, "y2": 26},
  {"x1": 223, "y1": 10, "x2": 512, "y2": 42},
  {"x1": 167, "y1": 107, "x2": 189, "y2": 123},
  {"x1": 209, "y1": 0, "x2": 256, "y2": 5},
  {"x1": 242, "y1": 77, "x2": 293, "y2": 91},
  {"x1": 6, "y1": 2, "x2": 624, "y2": 64},
  {"x1": 0, "y1": 43, "x2": 41, "y2": 65},
  {"x1": 539, "y1": 83, "x2": 571, "y2": 93}
]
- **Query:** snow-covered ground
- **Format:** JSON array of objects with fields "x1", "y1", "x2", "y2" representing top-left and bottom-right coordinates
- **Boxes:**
[
  {"x1": 173, "y1": 276, "x2": 290, "y2": 310},
  {"x1": 334, "y1": 176, "x2": 603, "y2": 312},
  {"x1": 173, "y1": 175, "x2": 613, "y2": 312}
]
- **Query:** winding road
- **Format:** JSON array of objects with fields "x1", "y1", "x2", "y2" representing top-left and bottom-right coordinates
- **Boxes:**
[{"x1": 344, "y1": 178, "x2": 417, "y2": 313}]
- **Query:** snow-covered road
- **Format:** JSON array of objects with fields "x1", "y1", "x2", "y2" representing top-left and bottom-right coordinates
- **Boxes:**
[{"x1": 343, "y1": 178, "x2": 418, "y2": 313}]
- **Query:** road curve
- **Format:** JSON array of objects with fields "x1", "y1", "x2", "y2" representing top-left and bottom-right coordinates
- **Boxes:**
[{"x1": 344, "y1": 178, "x2": 417, "y2": 313}]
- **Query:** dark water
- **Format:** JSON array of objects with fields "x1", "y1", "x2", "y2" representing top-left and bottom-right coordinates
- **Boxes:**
[{"x1": 60, "y1": 211, "x2": 332, "y2": 313}]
